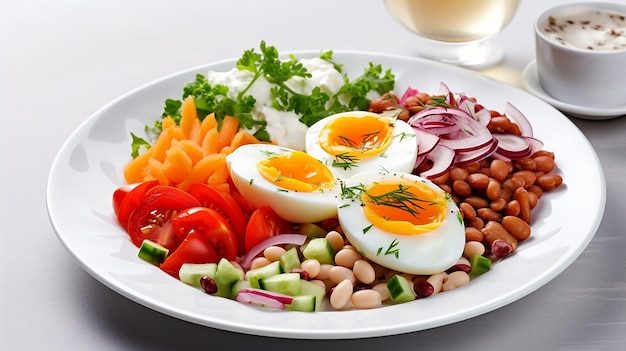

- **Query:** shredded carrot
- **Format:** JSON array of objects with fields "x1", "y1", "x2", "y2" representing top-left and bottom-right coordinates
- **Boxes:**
[{"x1": 123, "y1": 97, "x2": 266, "y2": 190}]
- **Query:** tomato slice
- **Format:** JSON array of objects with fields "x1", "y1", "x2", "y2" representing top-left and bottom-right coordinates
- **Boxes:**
[
  {"x1": 126, "y1": 186, "x2": 201, "y2": 251},
  {"x1": 159, "y1": 231, "x2": 219, "y2": 278},
  {"x1": 113, "y1": 180, "x2": 159, "y2": 227},
  {"x1": 245, "y1": 206, "x2": 295, "y2": 252},
  {"x1": 187, "y1": 183, "x2": 247, "y2": 255},
  {"x1": 161, "y1": 207, "x2": 239, "y2": 278}
]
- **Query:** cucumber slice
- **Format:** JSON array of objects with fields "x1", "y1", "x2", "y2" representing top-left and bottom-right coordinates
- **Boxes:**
[
  {"x1": 387, "y1": 274, "x2": 416, "y2": 303},
  {"x1": 230, "y1": 280, "x2": 251, "y2": 299},
  {"x1": 279, "y1": 247, "x2": 301, "y2": 273},
  {"x1": 469, "y1": 255, "x2": 492, "y2": 276},
  {"x1": 245, "y1": 260, "x2": 283, "y2": 288},
  {"x1": 137, "y1": 239, "x2": 169, "y2": 265},
  {"x1": 285, "y1": 295, "x2": 316, "y2": 312},
  {"x1": 301, "y1": 238, "x2": 335, "y2": 264},
  {"x1": 214, "y1": 258, "x2": 244, "y2": 298},
  {"x1": 298, "y1": 223, "x2": 327, "y2": 238},
  {"x1": 300, "y1": 279, "x2": 326, "y2": 311},
  {"x1": 259, "y1": 273, "x2": 302, "y2": 296},
  {"x1": 179, "y1": 263, "x2": 217, "y2": 288}
]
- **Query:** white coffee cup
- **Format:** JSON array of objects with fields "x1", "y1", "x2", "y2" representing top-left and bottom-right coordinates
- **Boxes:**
[{"x1": 534, "y1": 2, "x2": 626, "y2": 108}]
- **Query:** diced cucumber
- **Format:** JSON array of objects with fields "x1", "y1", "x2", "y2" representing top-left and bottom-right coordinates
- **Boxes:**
[
  {"x1": 469, "y1": 255, "x2": 492, "y2": 276},
  {"x1": 245, "y1": 260, "x2": 283, "y2": 289},
  {"x1": 213, "y1": 258, "x2": 244, "y2": 298},
  {"x1": 285, "y1": 295, "x2": 316, "y2": 312},
  {"x1": 300, "y1": 279, "x2": 326, "y2": 311},
  {"x1": 230, "y1": 280, "x2": 251, "y2": 299},
  {"x1": 298, "y1": 222, "x2": 327, "y2": 238},
  {"x1": 137, "y1": 239, "x2": 169, "y2": 265},
  {"x1": 279, "y1": 247, "x2": 301, "y2": 273},
  {"x1": 179, "y1": 263, "x2": 217, "y2": 288},
  {"x1": 387, "y1": 274, "x2": 416, "y2": 303},
  {"x1": 301, "y1": 238, "x2": 335, "y2": 264},
  {"x1": 259, "y1": 273, "x2": 302, "y2": 296}
]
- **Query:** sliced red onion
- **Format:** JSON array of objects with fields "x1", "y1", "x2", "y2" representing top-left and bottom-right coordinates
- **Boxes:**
[
  {"x1": 235, "y1": 288, "x2": 293, "y2": 309},
  {"x1": 525, "y1": 136, "x2": 544, "y2": 155},
  {"x1": 454, "y1": 138, "x2": 499, "y2": 166},
  {"x1": 437, "y1": 82, "x2": 456, "y2": 105},
  {"x1": 492, "y1": 133, "x2": 532, "y2": 159},
  {"x1": 418, "y1": 145, "x2": 455, "y2": 179},
  {"x1": 240, "y1": 234, "x2": 307, "y2": 270},
  {"x1": 504, "y1": 102, "x2": 533, "y2": 138},
  {"x1": 413, "y1": 128, "x2": 440, "y2": 156}
]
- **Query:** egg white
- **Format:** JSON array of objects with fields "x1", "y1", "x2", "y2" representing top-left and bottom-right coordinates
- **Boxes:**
[
  {"x1": 305, "y1": 111, "x2": 418, "y2": 180},
  {"x1": 225, "y1": 144, "x2": 341, "y2": 224},
  {"x1": 337, "y1": 170, "x2": 465, "y2": 275}
]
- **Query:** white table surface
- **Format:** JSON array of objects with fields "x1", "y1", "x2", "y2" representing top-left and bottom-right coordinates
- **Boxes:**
[{"x1": 2, "y1": 0, "x2": 625, "y2": 349}]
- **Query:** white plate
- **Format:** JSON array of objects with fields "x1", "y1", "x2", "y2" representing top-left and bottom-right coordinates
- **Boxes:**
[
  {"x1": 522, "y1": 60, "x2": 626, "y2": 120},
  {"x1": 47, "y1": 51, "x2": 606, "y2": 339}
]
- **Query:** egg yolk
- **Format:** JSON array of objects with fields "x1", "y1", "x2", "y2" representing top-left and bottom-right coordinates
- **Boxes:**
[
  {"x1": 319, "y1": 115, "x2": 395, "y2": 159},
  {"x1": 256, "y1": 151, "x2": 336, "y2": 192},
  {"x1": 361, "y1": 178, "x2": 447, "y2": 235}
]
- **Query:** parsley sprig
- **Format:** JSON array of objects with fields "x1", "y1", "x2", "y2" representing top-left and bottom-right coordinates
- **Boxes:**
[{"x1": 132, "y1": 41, "x2": 395, "y2": 158}]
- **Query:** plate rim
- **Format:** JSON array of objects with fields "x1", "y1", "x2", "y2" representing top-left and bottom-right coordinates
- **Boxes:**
[{"x1": 46, "y1": 50, "x2": 607, "y2": 339}]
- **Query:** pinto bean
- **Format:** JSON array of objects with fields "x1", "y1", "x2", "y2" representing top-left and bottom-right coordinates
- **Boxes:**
[
  {"x1": 502, "y1": 216, "x2": 531, "y2": 240},
  {"x1": 464, "y1": 196, "x2": 489, "y2": 209},
  {"x1": 459, "y1": 202, "x2": 477, "y2": 220},
  {"x1": 466, "y1": 173, "x2": 490, "y2": 189},
  {"x1": 489, "y1": 159, "x2": 510, "y2": 181},
  {"x1": 452, "y1": 180, "x2": 472, "y2": 197},
  {"x1": 513, "y1": 187, "x2": 532, "y2": 224},
  {"x1": 486, "y1": 179, "x2": 501, "y2": 200},
  {"x1": 482, "y1": 221, "x2": 518, "y2": 258},
  {"x1": 477, "y1": 207, "x2": 502, "y2": 222},
  {"x1": 536, "y1": 173, "x2": 563, "y2": 191}
]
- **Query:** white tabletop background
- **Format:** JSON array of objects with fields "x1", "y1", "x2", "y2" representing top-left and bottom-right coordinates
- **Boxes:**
[{"x1": 2, "y1": 0, "x2": 624, "y2": 350}]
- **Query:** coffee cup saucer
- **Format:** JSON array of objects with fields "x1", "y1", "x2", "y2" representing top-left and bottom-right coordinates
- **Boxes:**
[{"x1": 522, "y1": 60, "x2": 626, "y2": 120}]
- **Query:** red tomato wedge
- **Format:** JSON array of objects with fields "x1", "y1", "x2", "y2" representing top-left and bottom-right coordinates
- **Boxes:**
[
  {"x1": 187, "y1": 183, "x2": 247, "y2": 255},
  {"x1": 113, "y1": 180, "x2": 159, "y2": 227},
  {"x1": 126, "y1": 186, "x2": 201, "y2": 251},
  {"x1": 159, "y1": 231, "x2": 219, "y2": 278},
  {"x1": 245, "y1": 206, "x2": 296, "y2": 252},
  {"x1": 161, "y1": 207, "x2": 239, "y2": 278}
]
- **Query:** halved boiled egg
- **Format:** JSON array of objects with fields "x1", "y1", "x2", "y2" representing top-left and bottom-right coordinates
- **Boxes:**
[
  {"x1": 337, "y1": 170, "x2": 465, "y2": 275},
  {"x1": 225, "y1": 144, "x2": 340, "y2": 223},
  {"x1": 305, "y1": 111, "x2": 418, "y2": 180}
]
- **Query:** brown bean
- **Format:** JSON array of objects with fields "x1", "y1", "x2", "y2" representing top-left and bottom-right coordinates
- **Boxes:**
[
  {"x1": 439, "y1": 184, "x2": 452, "y2": 194},
  {"x1": 449, "y1": 167, "x2": 469, "y2": 181},
  {"x1": 488, "y1": 115, "x2": 512, "y2": 132},
  {"x1": 464, "y1": 195, "x2": 489, "y2": 209},
  {"x1": 465, "y1": 227, "x2": 483, "y2": 242},
  {"x1": 514, "y1": 157, "x2": 537, "y2": 171},
  {"x1": 462, "y1": 162, "x2": 481, "y2": 174},
  {"x1": 430, "y1": 172, "x2": 449, "y2": 185},
  {"x1": 533, "y1": 155, "x2": 555, "y2": 173},
  {"x1": 467, "y1": 173, "x2": 490, "y2": 189},
  {"x1": 486, "y1": 179, "x2": 502, "y2": 200},
  {"x1": 452, "y1": 180, "x2": 472, "y2": 197},
  {"x1": 527, "y1": 191, "x2": 538, "y2": 209},
  {"x1": 489, "y1": 159, "x2": 510, "y2": 181},
  {"x1": 477, "y1": 207, "x2": 502, "y2": 222},
  {"x1": 512, "y1": 170, "x2": 537, "y2": 187},
  {"x1": 531, "y1": 150, "x2": 555, "y2": 160},
  {"x1": 502, "y1": 215, "x2": 531, "y2": 240},
  {"x1": 459, "y1": 202, "x2": 477, "y2": 221},
  {"x1": 536, "y1": 173, "x2": 563, "y2": 191},
  {"x1": 503, "y1": 177, "x2": 525, "y2": 192},
  {"x1": 490, "y1": 197, "x2": 507, "y2": 212},
  {"x1": 526, "y1": 184, "x2": 544, "y2": 199},
  {"x1": 504, "y1": 200, "x2": 521, "y2": 216},
  {"x1": 466, "y1": 217, "x2": 485, "y2": 230},
  {"x1": 513, "y1": 187, "x2": 531, "y2": 223},
  {"x1": 482, "y1": 221, "x2": 518, "y2": 258}
]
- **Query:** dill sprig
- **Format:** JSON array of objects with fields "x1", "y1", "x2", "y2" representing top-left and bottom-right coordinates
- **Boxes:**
[{"x1": 332, "y1": 152, "x2": 360, "y2": 170}]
